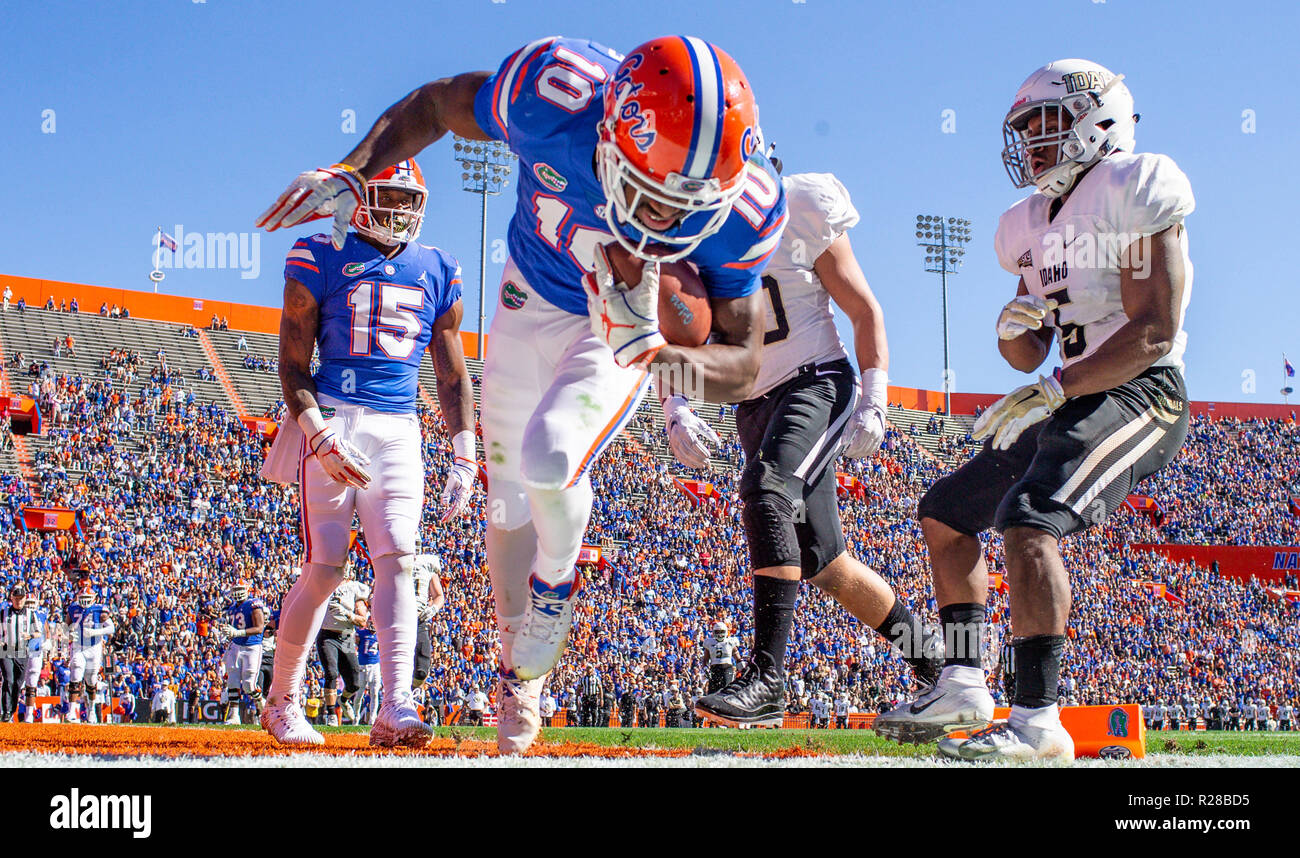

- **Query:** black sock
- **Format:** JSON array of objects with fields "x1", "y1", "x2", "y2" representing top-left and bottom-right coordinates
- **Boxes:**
[
  {"x1": 752, "y1": 575, "x2": 799, "y2": 674},
  {"x1": 939, "y1": 603, "x2": 985, "y2": 669},
  {"x1": 1011, "y1": 635, "x2": 1065, "y2": 709},
  {"x1": 874, "y1": 598, "x2": 938, "y2": 672}
]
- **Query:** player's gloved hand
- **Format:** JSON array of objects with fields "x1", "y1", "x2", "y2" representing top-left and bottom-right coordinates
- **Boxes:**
[
  {"x1": 585, "y1": 244, "x2": 666, "y2": 368},
  {"x1": 219, "y1": 625, "x2": 238, "y2": 637},
  {"x1": 841, "y1": 367, "x2": 888, "y2": 459},
  {"x1": 255, "y1": 164, "x2": 366, "y2": 251},
  {"x1": 440, "y1": 430, "x2": 479, "y2": 523},
  {"x1": 995, "y1": 295, "x2": 1058, "y2": 340},
  {"x1": 972, "y1": 372, "x2": 1067, "y2": 451},
  {"x1": 661, "y1": 394, "x2": 720, "y2": 470},
  {"x1": 299, "y1": 407, "x2": 372, "y2": 489}
]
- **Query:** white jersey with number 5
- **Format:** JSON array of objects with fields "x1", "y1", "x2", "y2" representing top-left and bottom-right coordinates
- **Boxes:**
[
  {"x1": 994, "y1": 152, "x2": 1194, "y2": 372},
  {"x1": 750, "y1": 172, "x2": 857, "y2": 399}
]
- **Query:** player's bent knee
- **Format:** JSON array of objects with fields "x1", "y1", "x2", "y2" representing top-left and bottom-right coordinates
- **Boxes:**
[
  {"x1": 519, "y1": 446, "x2": 574, "y2": 493},
  {"x1": 741, "y1": 490, "x2": 801, "y2": 571}
]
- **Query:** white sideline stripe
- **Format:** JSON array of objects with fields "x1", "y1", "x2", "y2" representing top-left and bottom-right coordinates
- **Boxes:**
[
  {"x1": 683, "y1": 36, "x2": 720, "y2": 179},
  {"x1": 1067, "y1": 423, "x2": 1167, "y2": 515},
  {"x1": 1050, "y1": 406, "x2": 1156, "y2": 506}
]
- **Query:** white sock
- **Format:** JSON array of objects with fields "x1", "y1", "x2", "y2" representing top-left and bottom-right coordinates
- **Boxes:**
[
  {"x1": 269, "y1": 561, "x2": 343, "y2": 703},
  {"x1": 372, "y1": 552, "x2": 416, "y2": 703},
  {"x1": 497, "y1": 612, "x2": 524, "y2": 674},
  {"x1": 486, "y1": 521, "x2": 539, "y2": 620},
  {"x1": 939, "y1": 664, "x2": 987, "y2": 687},
  {"x1": 1009, "y1": 702, "x2": 1061, "y2": 730},
  {"x1": 527, "y1": 479, "x2": 592, "y2": 588}
]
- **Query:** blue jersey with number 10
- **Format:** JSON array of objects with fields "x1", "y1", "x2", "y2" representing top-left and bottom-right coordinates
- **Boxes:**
[
  {"x1": 284, "y1": 234, "x2": 462, "y2": 413},
  {"x1": 471, "y1": 37, "x2": 787, "y2": 316}
]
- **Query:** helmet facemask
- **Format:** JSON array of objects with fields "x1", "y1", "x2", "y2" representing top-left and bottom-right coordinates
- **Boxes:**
[
  {"x1": 353, "y1": 179, "x2": 426, "y2": 244},
  {"x1": 1001, "y1": 74, "x2": 1135, "y2": 198}
]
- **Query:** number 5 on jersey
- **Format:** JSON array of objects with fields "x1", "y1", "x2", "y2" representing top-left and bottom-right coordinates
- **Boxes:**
[{"x1": 347, "y1": 281, "x2": 424, "y2": 358}]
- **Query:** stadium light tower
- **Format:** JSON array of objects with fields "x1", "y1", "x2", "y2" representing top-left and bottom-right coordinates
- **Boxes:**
[
  {"x1": 915, "y1": 214, "x2": 972, "y2": 416},
  {"x1": 454, "y1": 136, "x2": 515, "y2": 360}
]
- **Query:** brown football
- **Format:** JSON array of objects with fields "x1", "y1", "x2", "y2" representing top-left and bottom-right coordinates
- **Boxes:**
[{"x1": 601, "y1": 241, "x2": 712, "y2": 347}]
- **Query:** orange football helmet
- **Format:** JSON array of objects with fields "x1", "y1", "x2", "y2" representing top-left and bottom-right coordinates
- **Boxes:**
[
  {"x1": 230, "y1": 579, "x2": 251, "y2": 602},
  {"x1": 598, "y1": 36, "x2": 760, "y2": 261},
  {"x1": 76, "y1": 586, "x2": 95, "y2": 608},
  {"x1": 352, "y1": 159, "x2": 427, "y2": 244}
]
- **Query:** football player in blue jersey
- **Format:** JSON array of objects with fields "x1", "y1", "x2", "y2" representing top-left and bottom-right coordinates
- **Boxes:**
[
  {"x1": 257, "y1": 158, "x2": 477, "y2": 749},
  {"x1": 218, "y1": 578, "x2": 265, "y2": 724},
  {"x1": 258, "y1": 35, "x2": 786, "y2": 755},
  {"x1": 65, "y1": 585, "x2": 114, "y2": 724}
]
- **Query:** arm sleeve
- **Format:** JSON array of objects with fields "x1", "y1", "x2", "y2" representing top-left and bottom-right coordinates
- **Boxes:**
[
  {"x1": 783, "y1": 173, "x2": 860, "y2": 266},
  {"x1": 1114, "y1": 154, "x2": 1195, "y2": 242},
  {"x1": 284, "y1": 236, "x2": 328, "y2": 302}
]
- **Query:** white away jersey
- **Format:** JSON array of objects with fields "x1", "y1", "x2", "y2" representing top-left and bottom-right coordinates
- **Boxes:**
[
  {"x1": 749, "y1": 173, "x2": 856, "y2": 399},
  {"x1": 994, "y1": 152, "x2": 1194, "y2": 372},
  {"x1": 703, "y1": 636, "x2": 739, "y2": 666},
  {"x1": 321, "y1": 580, "x2": 371, "y2": 632}
]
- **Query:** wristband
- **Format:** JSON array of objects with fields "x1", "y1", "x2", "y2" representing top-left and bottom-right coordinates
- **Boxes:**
[
  {"x1": 297, "y1": 407, "x2": 330, "y2": 454},
  {"x1": 329, "y1": 163, "x2": 366, "y2": 183},
  {"x1": 451, "y1": 430, "x2": 476, "y2": 464},
  {"x1": 861, "y1": 368, "x2": 889, "y2": 412}
]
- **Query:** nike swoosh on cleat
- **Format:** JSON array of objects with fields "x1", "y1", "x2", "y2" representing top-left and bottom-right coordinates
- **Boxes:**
[{"x1": 908, "y1": 697, "x2": 943, "y2": 715}]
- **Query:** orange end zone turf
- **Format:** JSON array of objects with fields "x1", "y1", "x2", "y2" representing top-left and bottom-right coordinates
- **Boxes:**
[{"x1": 0, "y1": 724, "x2": 709, "y2": 760}]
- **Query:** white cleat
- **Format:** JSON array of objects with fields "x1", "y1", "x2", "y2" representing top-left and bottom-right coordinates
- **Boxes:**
[
  {"x1": 65, "y1": 708, "x2": 80, "y2": 724},
  {"x1": 369, "y1": 697, "x2": 433, "y2": 749},
  {"x1": 937, "y1": 720, "x2": 1074, "y2": 764},
  {"x1": 873, "y1": 666, "x2": 995, "y2": 744},
  {"x1": 510, "y1": 574, "x2": 582, "y2": 681},
  {"x1": 497, "y1": 671, "x2": 545, "y2": 754},
  {"x1": 260, "y1": 700, "x2": 325, "y2": 746},
  {"x1": 341, "y1": 700, "x2": 356, "y2": 724},
  {"x1": 326, "y1": 712, "x2": 339, "y2": 727}
]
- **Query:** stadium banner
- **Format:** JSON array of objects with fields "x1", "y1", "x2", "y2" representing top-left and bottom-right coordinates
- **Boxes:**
[
  {"x1": 1131, "y1": 543, "x2": 1298, "y2": 583},
  {"x1": 0, "y1": 394, "x2": 40, "y2": 434},
  {"x1": 947, "y1": 704, "x2": 1147, "y2": 759},
  {"x1": 21, "y1": 506, "x2": 79, "y2": 532},
  {"x1": 240, "y1": 416, "x2": 278, "y2": 439},
  {"x1": 835, "y1": 472, "x2": 866, "y2": 499},
  {"x1": 577, "y1": 545, "x2": 602, "y2": 565}
]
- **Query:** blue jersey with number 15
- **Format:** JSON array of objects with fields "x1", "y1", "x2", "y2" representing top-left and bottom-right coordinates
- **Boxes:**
[{"x1": 284, "y1": 234, "x2": 462, "y2": 413}]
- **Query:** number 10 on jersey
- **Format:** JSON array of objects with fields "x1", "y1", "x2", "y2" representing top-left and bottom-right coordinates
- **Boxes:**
[{"x1": 347, "y1": 281, "x2": 424, "y2": 359}]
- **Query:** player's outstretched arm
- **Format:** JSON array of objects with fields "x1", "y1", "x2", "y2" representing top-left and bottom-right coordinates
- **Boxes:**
[
  {"x1": 340, "y1": 72, "x2": 495, "y2": 181},
  {"x1": 997, "y1": 277, "x2": 1053, "y2": 373},
  {"x1": 1057, "y1": 224, "x2": 1185, "y2": 398},
  {"x1": 430, "y1": 299, "x2": 479, "y2": 522},
  {"x1": 818, "y1": 233, "x2": 888, "y2": 458},
  {"x1": 652, "y1": 291, "x2": 764, "y2": 403}
]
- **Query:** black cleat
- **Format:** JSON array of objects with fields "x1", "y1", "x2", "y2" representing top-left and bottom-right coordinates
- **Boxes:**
[{"x1": 694, "y1": 662, "x2": 785, "y2": 728}]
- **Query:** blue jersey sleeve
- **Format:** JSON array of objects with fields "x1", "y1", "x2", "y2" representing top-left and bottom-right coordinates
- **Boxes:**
[
  {"x1": 473, "y1": 37, "x2": 622, "y2": 149},
  {"x1": 435, "y1": 248, "x2": 464, "y2": 320},
  {"x1": 687, "y1": 156, "x2": 788, "y2": 299},
  {"x1": 284, "y1": 235, "x2": 330, "y2": 301}
]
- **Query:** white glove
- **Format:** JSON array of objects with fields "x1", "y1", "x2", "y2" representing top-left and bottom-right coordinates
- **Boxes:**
[
  {"x1": 841, "y1": 367, "x2": 888, "y2": 459},
  {"x1": 996, "y1": 295, "x2": 1057, "y2": 340},
  {"x1": 299, "y1": 407, "x2": 372, "y2": 489},
  {"x1": 586, "y1": 244, "x2": 665, "y2": 368},
  {"x1": 220, "y1": 625, "x2": 238, "y2": 638},
  {"x1": 972, "y1": 373, "x2": 1067, "y2": 450},
  {"x1": 256, "y1": 164, "x2": 366, "y2": 251},
  {"x1": 662, "y1": 395, "x2": 720, "y2": 470},
  {"x1": 440, "y1": 430, "x2": 479, "y2": 523}
]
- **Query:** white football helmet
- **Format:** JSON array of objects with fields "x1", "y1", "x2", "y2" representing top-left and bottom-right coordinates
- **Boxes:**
[
  {"x1": 1001, "y1": 59, "x2": 1137, "y2": 198},
  {"x1": 712, "y1": 621, "x2": 728, "y2": 641}
]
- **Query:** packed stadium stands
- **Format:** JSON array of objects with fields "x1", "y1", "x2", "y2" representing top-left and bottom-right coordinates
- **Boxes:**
[{"x1": 1, "y1": 297, "x2": 1296, "y2": 728}]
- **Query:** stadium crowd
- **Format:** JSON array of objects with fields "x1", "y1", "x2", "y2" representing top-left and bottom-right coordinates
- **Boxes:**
[{"x1": 0, "y1": 321, "x2": 1297, "y2": 728}]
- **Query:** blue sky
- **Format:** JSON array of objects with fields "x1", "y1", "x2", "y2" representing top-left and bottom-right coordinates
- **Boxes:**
[{"x1": 3, "y1": 0, "x2": 1297, "y2": 402}]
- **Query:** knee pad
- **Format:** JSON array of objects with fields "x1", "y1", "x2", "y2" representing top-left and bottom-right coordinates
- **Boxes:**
[
  {"x1": 741, "y1": 489, "x2": 801, "y2": 571},
  {"x1": 487, "y1": 477, "x2": 532, "y2": 532}
]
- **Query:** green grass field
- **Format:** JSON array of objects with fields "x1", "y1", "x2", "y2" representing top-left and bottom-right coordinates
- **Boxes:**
[{"x1": 304, "y1": 725, "x2": 1300, "y2": 758}]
